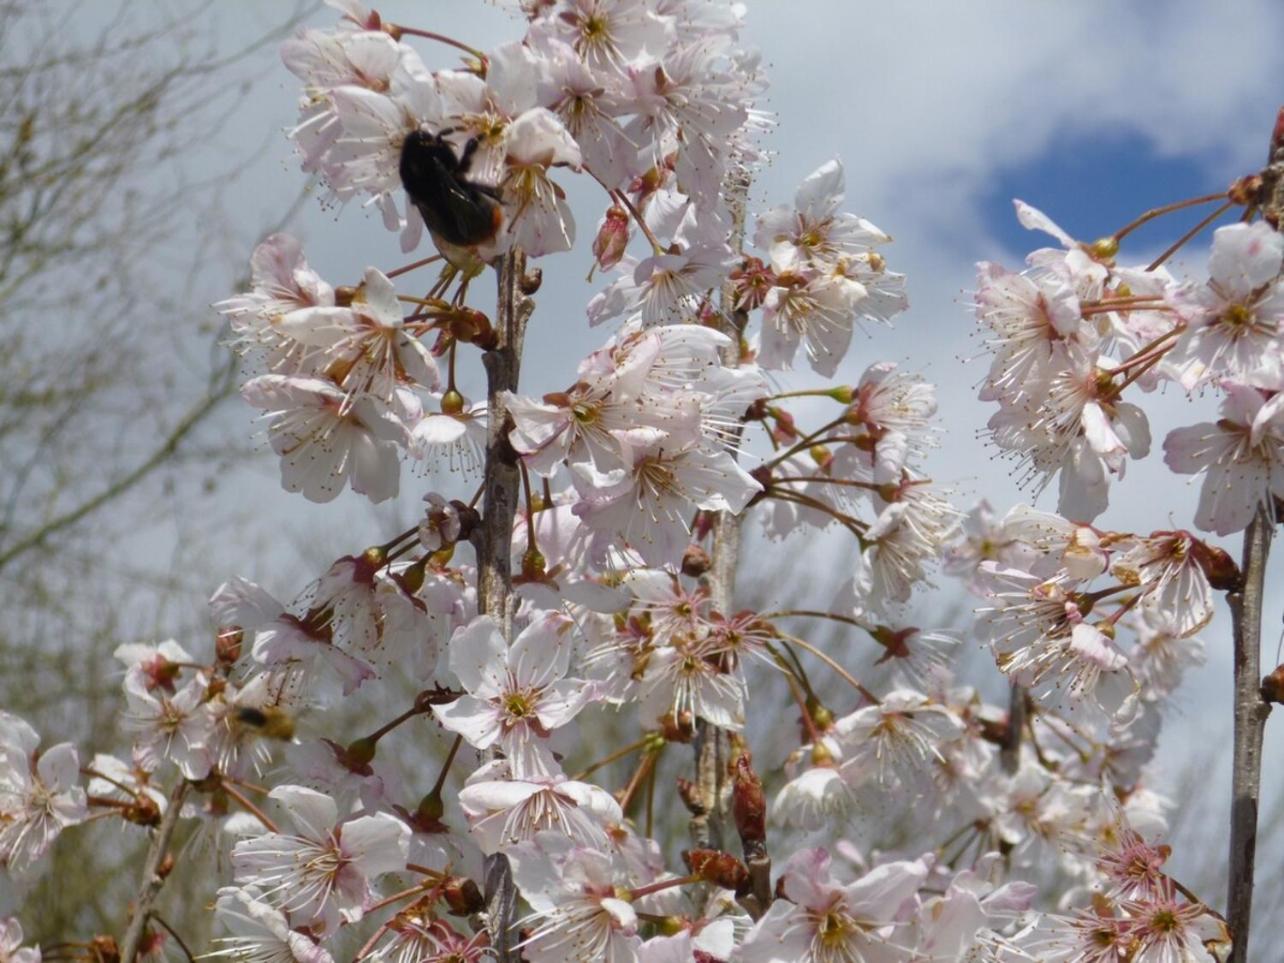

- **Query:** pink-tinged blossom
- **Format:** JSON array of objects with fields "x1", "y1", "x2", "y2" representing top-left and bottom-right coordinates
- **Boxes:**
[
  {"x1": 755, "y1": 159, "x2": 893, "y2": 273},
  {"x1": 986, "y1": 346, "x2": 1150, "y2": 521},
  {"x1": 230, "y1": 784, "x2": 409, "y2": 933},
  {"x1": 409, "y1": 396, "x2": 489, "y2": 475},
  {"x1": 739, "y1": 848, "x2": 928, "y2": 963},
  {"x1": 769, "y1": 763, "x2": 852, "y2": 831},
  {"x1": 209, "y1": 576, "x2": 377, "y2": 697},
  {"x1": 834, "y1": 689, "x2": 964, "y2": 789},
  {"x1": 217, "y1": 233, "x2": 335, "y2": 361},
  {"x1": 112, "y1": 638, "x2": 194, "y2": 694},
  {"x1": 242, "y1": 374, "x2": 404, "y2": 503},
  {"x1": 434, "y1": 612, "x2": 592, "y2": 779},
  {"x1": 1163, "y1": 381, "x2": 1284, "y2": 534},
  {"x1": 1165, "y1": 221, "x2": 1284, "y2": 388},
  {"x1": 1110, "y1": 531, "x2": 1214, "y2": 638},
  {"x1": 419, "y1": 492, "x2": 462, "y2": 551},
  {"x1": 277, "y1": 267, "x2": 438, "y2": 402},
  {"x1": 0, "y1": 713, "x2": 87, "y2": 872},
  {"x1": 497, "y1": 107, "x2": 582, "y2": 256},
  {"x1": 508, "y1": 831, "x2": 641, "y2": 963},
  {"x1": 572, "y1": 428, "x2": 760, "y2": 568},
  {"x1": 122, "y1": 669, "x2": 215, "y2": 779},
  {"x1": 210, "y1": 886, "x2": 335, "y2": 963},
  {"x1": 0, "y1": 917, "x2": 40, "y2": 963},
  {"x1": 1129, "y1": 608, "x2": 1206, "y2": 701},
  {"x1": 972, "y1": 259, "x2": 1087, "y2": 406},
  {"x1": 458, "y1": 773, "x2": 621, "y2": 854}
]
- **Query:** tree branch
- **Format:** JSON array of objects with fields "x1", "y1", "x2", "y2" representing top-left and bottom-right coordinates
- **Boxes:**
[
  {"x1": 119, "y1": 779, "x2": 189, "y2": 963},
  {"x1": 1225, "y1": 108, "x2": 1284, "y2": 963},
  {"x1": 472, "y1": 250, "x2": 533, "y2": 963}
]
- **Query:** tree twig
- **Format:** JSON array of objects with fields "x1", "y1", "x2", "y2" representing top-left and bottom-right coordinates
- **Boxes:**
[{"x1": 119, "y1": 780, "x2": 189, "y2": 963}]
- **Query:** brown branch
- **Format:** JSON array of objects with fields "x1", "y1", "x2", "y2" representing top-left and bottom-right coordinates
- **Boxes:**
[
  {"x1": 1226, "y1": 508, "x2": 1274, "y2": 962},
  {"x1": 119, "y1": 780, "x2": 189, "y2": 963},
  {"x1": 472, "y1": 250, "x2": 534, "y2": 963},
  {"x1": 1225, "y1": 110, "x2": 1284, "y2": 963}
]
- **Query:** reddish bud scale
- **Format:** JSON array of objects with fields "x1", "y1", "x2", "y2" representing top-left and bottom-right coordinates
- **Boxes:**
[
  {"x1": 683, "y1": 848, "x2": 750, "y2": 892},
  {"x1": 1190, "y1": 538, "x2": 1242, "y2": 591},
  {"x1": 443, "y1": 876, "x2": 486, "y2": 916},
  {"x1": 731, "y1": 753, "x2": 767, "y2": 848},
  {"x1": 1261, "y1": 664, "x2": 1284, "y2": 704},
  {"x1": 681, "y1": 545, "x2": 711, "y2": 578}
]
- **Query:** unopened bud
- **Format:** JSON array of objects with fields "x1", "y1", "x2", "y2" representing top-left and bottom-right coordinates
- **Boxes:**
[
  {"x1": 443, "y1": 876, "x2": 486, "y2": 916},
  {"x1": 1262, "y1": 664, "x2": 1284, "y2": 705},
  {"x1": 731, "y1": 753, "x2": 767, "y2": 849},
  {"x1": 684, "y1": 848, "x2": 749, "y2": 892},
  {"x1": 661, "y1": 711, "x2": 695, "y2": 743},
  {"x1": 681, "y1": 545, "x2": 711, "y2": 578},
  {"x1": 334, "y1": 285, "x2": 357, "y2": 306},
  {"x1": 809, "y1": 444, "x2": 833, "y2": 470},
  {"x1": 1191, "y1": 539, "x2": 1241, "y2": 591},
  {"x1": 520, "y1": 267, "x2": 543, "y2": 295},
  {"x1": 592, "y1": 206, "x2": 631, "y2": 273}
]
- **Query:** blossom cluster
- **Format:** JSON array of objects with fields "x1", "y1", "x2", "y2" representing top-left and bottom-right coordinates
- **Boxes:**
[{"x1": 3, "y1": 2, "x2": 1277, "y2": 962}]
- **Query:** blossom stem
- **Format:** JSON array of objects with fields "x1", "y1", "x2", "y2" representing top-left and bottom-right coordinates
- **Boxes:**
[
  {"x1": 118, "y1": 779, "x2": 190, "y2": 963},
  {"x1": 610, "y1": 188, "x2": 666, "y2": 255},
  {"x1": 428, "y1": 734, "x2": 465, "y2": 800},
  {"x1": 389, "y1": 25, "x2": 488, "y2": 70},
  {"x1": 777, "y1": 631, "x2": 880, "y2": 704},
  {"x1": 355, "y1": 920, "x2": 394, "y2": 962},
  {"x1": 782, "y1": 670, "x2": 825, "y2": 745},
  {"x1": 616, "y1": 749, "x2": 659, "y2": 814},
  {"x1": 222, "y1": 780, "x2": 279, "y2": 833},
  {"x1": 1112, "y1": 191, "x2": 1229, "y2": 242},
  {"x1": 386, "y1": 253, "x2": 443, "y2": 279},
  {"x1": 1146, "y1": 200, "x2": 1235, "y2": 271},
  {"x1": 573, "y1": 735, "x2": 656, "y2": 780},
  {"x1": 147, "y1": 913, "x2": 195, "y2": 963},
  {"x1": 363, "y1": 703, "x2": 427, "y2": 745},
  {"x1": 363, "y1": 882, "x2": 435, "y2": 916},
  {"x1": 627, "y1": 873, "x2": 701, "y2": 901}
]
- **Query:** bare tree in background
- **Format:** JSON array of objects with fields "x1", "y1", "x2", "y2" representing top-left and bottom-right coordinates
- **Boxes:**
[{"x1": 0, "y1": 0, "x2": 310, "y2": 938}]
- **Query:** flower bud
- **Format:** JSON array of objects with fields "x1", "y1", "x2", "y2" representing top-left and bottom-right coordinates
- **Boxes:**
[
  {"x1": 592, "y1": 206, "x2": 631, "y2": 273},
  {"x1": 1087, "y1": 236, "x2": 1119, "y2": 260},
  {"x1": 1262, "y1": 663, "x2": 1284, "y2": 705},
  {"x1": 681, "y1": 545, "x2": 711, "y2": 578},
  {"x1": 1191, "y1": 538, "x2": 1241, "y2": 591},
  {"x1": 442, "y1": 876, "x2": 486, "y2": 916},
  {"x1": 520, "y1": 267, "x2": 543, "y2": 295},
  {"x1": 334, "y1": 285, "x2": 356, "y2": 306},
  {"x1": 731, "y1": 753, "x2": 766, "y2": 849},
  {"x1": 684, "y1": 848, "x2": 749, "y2": 892}
]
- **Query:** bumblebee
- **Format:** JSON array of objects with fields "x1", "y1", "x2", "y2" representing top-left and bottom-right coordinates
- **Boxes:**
[{"x1": 400, "y1": 129, "x2": 504, "y2": 249}]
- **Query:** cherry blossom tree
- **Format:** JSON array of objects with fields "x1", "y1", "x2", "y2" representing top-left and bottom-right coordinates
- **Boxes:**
[{"x1": 4, "y1": 2, "x2": 1284, "y2": 962}]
